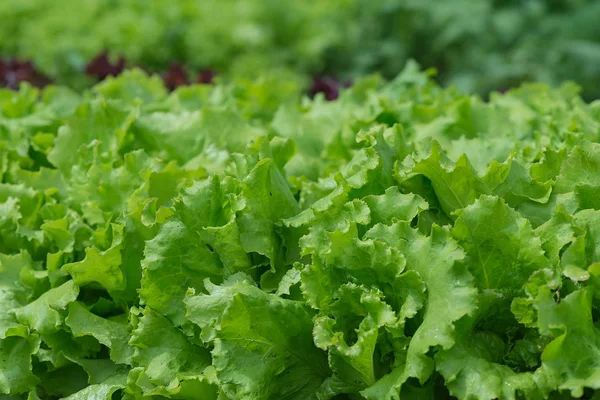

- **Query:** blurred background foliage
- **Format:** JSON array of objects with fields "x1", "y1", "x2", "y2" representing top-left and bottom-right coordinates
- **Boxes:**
[{"x1": 0, "y1": 0, "x2": 599, "y2": 98}]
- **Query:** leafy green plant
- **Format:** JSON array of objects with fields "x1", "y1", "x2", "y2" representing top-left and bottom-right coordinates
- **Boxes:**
[{"x1": 1, "y1": 64, "x2": 600, "y2": 399}]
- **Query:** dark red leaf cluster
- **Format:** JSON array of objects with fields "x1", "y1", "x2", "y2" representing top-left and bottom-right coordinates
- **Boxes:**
[
  {"x1": 85, "y1": 53, "x2": 216, "y2": 91},
  {"x1": 162, "y1": 64, "x2": 216, "y2": 90},
  {"x1": 3, "y1": 52, "x2": 352, "y2": 100},
  {"x1": 309, "y1": 75, "x2": 352, "y2": 101},
  {"x1": 85, "y1": 52, "x2": 126, "y2": 81},
  {"x1": 0, "y1": 59, "x2": 51, "y2": 90},
  {"x1": 197, "y1": 69, "x2": 216, "y2": 85},
  {"x1": 162, "y1": 63, "x2": 189, "y2": 91}
]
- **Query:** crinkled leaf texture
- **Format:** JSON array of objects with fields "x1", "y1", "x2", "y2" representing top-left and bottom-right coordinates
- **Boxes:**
[
  {"x1": 185, "y1": 274, "x2": 330, "y2": 400},
  {"x1": 1, "y1": 64, "x2": 600, "y2": 399}
]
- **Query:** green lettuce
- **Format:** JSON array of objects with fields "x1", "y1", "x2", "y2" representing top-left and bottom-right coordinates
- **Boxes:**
[{"x1": 1, "y1": 65, "x2": 600, "y2": 399}]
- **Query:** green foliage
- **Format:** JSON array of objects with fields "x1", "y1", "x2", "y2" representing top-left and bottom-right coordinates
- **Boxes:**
[
  {"x1": 1, "y1": 65, "x2": 600, "y2": 399},
  {"x1": 1, "y1": 0, "x2": 600, "y2": 98}
]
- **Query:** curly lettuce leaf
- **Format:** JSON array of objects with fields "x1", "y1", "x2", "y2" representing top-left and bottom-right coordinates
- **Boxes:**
[{"x1": 185, "y1": 274, "x2": 329, "y2": 400}]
